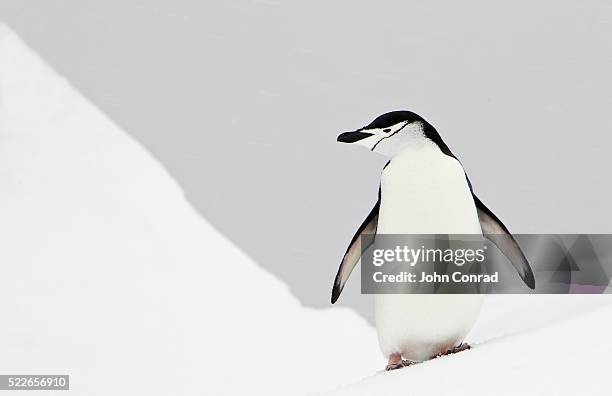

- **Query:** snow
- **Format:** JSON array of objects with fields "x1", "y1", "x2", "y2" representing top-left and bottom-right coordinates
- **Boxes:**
[
  {"x1": 0, "y1": 25, "x2": 382, "y2": 395},
  {"x1": 1, "y1": 24, "x2": 611, "y2": 396},
  {"x1": 324, "y1": 295, "x2": 612, "y2": 395}
]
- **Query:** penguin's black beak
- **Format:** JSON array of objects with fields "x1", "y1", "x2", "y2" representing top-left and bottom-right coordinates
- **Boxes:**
[{"x1": 337, "y1": 131, "x2": 373, "y2": 143}]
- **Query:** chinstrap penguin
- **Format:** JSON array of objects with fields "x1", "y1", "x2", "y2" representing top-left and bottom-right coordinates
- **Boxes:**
[{"x1": 331, "y1": 110, "x2": 535, "y2": 370}]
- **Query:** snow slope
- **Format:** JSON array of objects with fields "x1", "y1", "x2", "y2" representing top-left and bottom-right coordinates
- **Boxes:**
[
  {"x1": 324, "y1": 294, "x2": 612, "y2": 395},
  {"x1": 0, "y1": 25, "x2": 382, "y2": 395}
]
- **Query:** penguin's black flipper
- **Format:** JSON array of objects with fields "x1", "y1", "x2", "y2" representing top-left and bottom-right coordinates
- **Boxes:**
[
  {"x1": 331, "y1": 198, "x2": 380, "y2": 304},
  {"x1": 473, "y1": 194, "x2": 536, "y2": 289}
]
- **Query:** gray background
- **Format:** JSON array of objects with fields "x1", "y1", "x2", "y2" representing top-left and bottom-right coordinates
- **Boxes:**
[{"x1": 1, "y1": 0, "x2": 611, "y2": 321}]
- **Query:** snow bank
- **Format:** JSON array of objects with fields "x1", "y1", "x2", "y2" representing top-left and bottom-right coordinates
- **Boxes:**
[
  {"x1": 0, "y1": 25, "x2": 382, "y2": 395},
  {"x1": 324, "y1": 294, "x2": 612, "y2": 395}
]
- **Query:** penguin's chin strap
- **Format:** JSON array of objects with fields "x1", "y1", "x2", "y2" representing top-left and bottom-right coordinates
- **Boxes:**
[{"x1": 371, "y1": 121, "x2": 410, "y2": 151}]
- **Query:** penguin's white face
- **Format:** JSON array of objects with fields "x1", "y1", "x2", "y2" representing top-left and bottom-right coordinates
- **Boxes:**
[{"x1": 338, "y1": 111, "x2": 429, "y2": 157}]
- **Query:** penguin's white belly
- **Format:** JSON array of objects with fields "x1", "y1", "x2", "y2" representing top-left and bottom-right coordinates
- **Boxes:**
[{"x1": 376, "y1": 150, "x2": 484, "y2": 361}]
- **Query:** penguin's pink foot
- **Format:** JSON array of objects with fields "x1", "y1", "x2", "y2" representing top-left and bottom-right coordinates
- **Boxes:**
[
  {"x1": 437, "y1": 343, "x2": 471, "y2": 357},
  {"x1": 385, "y1": 353, "x2": 404, "y2": 371}
]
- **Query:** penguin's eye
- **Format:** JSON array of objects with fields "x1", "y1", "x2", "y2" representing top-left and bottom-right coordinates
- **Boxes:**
[{"x1": 383, "y1": 128, "x2": 391, "y2": 133}]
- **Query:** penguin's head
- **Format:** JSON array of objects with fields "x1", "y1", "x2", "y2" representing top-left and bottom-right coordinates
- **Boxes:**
[{"x1": 337, "y1": 110, "x2": 441, "y2": 157}]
